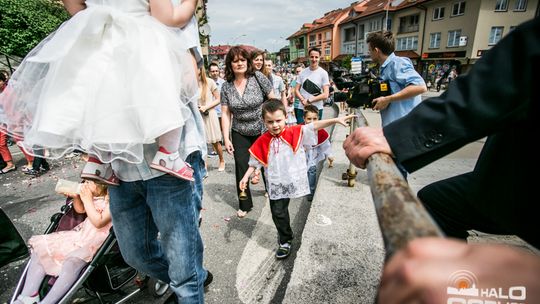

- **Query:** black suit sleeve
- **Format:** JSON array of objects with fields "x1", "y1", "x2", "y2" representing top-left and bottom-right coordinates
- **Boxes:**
[{"x1": 384, "y1": 18, "x2": 540, "y2": 172}]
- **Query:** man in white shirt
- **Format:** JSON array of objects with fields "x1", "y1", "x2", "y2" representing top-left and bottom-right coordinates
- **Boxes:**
[
  {"x1": 265, "y1": 59, "x2": 287, "y2": 107},
  {"x1": 294, "y1": 47, "x2": 330, "y2": 119}
]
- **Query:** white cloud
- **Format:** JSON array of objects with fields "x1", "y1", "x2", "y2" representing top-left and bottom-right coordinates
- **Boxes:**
[{"x1": 206, "y1": 0, "x2": 354, "y2": 51}]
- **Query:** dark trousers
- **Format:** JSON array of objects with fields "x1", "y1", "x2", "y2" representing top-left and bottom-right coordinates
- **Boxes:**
[
  {"x1": 231, "y1": 130, "x2": 266, "y2": 212},
  {"x1": 32, "y1": 149, "x2": 50, "y2": 171},
  {"x1": 269, "y1": 198, "x2": 293, "y2": 244},
  {"x1": 419, "y1": 172, "x2": 510, "y2": 241}
]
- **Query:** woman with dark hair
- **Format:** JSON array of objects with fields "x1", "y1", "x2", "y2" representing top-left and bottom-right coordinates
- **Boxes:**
[
  {"x1": 220, "y1": 46, "x2": 276, "y2": 218},
  {"x1": 250, "y1": 50, "x2": 270, "y2": 78}
]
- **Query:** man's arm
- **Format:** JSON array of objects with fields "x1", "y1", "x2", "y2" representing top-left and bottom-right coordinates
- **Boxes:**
[
  {"x1": 372, "y1": 84, "x2": 427, "y2": 111},
  {"x1": 306, "y1": 84, "x2": 330, "y2": 104},
  {"x1": 62, "y1": 0, "x2": 86, "y2": 15},
  {"x1": 150, "y1": 0, "x2": 197, "y2": 27},
  {"x1": 294, "y1": 81, "x2": 304, "y2": 102}
]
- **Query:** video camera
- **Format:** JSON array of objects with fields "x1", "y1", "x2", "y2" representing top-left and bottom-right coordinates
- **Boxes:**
[{"x1": 331, "y1": 64, "x2": 390, "y2": 108}]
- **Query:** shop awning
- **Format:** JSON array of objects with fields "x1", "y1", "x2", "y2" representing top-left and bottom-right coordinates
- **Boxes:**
[{"x1": 395, "y1": 50, "x2": 420, "y2": 59}]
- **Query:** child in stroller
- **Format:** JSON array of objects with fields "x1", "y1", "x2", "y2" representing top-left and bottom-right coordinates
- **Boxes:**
[
  {"x1": 13, "y1": 180, "x2": 111, "y2": 304},
  {"x1": 10, "y1": 180, "x2": 168, "y2": 304}
]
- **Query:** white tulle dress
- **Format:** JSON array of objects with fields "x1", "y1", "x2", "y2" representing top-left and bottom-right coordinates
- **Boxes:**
[{"x1": 0, "y1": 0, "x2": 198, "y2": 163}]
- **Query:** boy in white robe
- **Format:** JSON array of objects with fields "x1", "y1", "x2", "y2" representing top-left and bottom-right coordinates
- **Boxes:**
[{"x1": 239, "y1": 99, "x2": 353, "y2": 259}]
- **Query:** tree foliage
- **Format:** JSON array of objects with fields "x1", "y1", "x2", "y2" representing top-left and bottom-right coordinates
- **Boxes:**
[{"x1": 0, "y1": 0, "x2": 69, "y2": 57}]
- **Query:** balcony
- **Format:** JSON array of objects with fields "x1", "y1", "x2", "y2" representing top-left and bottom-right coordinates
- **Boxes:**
[{"x1": 398, "y1": 25, "x2": 419, "y2": 34}]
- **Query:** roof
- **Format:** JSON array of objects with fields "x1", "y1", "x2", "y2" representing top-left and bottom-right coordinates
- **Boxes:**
[
  {"x1": 343, "y1": 0, "x2": 429, "y2": 24},
  {"x1": 209, "y1": 44, "x2": 260, "y2": 56},
  {"x1": 287, "y1": 24, "x2": 314, "y2": 40},
  {"x1": 309, "y1": 8, "x2": 347, "y2": 32}
]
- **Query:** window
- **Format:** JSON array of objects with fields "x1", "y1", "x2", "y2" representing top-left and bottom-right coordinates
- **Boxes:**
[
  {"x1": 398, "y1": 14, "x2": 420, "y2": 33},
  {"x1": 447, "y1": 29, "x2": 461, "y2": 47},
  {"x1": 433, "y1": 7, "x2": 445, "y2": 20},
  {"x1": 489, "y1": 27, "x2": 504, "y2": 45},
  {"x1": 317, "y1": 33, "x2": 322, "y2": 42},
  {"x1": 309, "y1": 34, "x2": 316, "y2": 47},
  {"x1": 396, "y1": 36, "x2": 418, "y2": 51},
  {"x1": 429, "y1": 32, "x2": 441, "y2": 48},
  {"x1": 514, "y1": 0, "x2": 527, "y2": 11},
  {"x1": 369, "y1": 19, "x2": 381, "y2": 32},
  {"x1": 325, "y1": 31, "x2": 331, "y2": 41},
  {"x1": 495, "y1": 0, "x2": 508, "y2": 11},
  {"x1": 452, "y1": 1, "x2": 466, "y2": 16},
  {"x1": 325, "y1": 47, "x2": 331, "y2": 55},
  {"x1": 297, "y1": 37, "x2": 305, "y2": 49},
  {"x1": 344, "y1": 27, "x2": 356, "y2": 42}
]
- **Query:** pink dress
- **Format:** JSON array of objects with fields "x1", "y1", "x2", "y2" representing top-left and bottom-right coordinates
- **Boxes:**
[{"x1": 28, "y1": 197, "x2": 112, "y2": 276}]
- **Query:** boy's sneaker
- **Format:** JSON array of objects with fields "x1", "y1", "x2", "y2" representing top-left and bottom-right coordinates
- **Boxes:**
[
  {"x1": 23, "y1": 168, "x2": 40, "y2": 176},
  {"x1": 150, "y1": 147, "x2": 194, "y2": 182},
  {"x1": 81, "y1": 157, "x2": 119, "y2": 186},
  {"x1": 276, "y1": 242, "x2": 292, "y2": 259}
]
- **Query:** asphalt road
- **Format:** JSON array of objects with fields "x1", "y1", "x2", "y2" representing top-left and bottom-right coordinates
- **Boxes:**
[{"x1": 0, "y1": 120, "x2": 323, "y2": 304}]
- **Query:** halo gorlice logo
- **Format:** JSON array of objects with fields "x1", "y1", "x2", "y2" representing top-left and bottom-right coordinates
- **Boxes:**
[{"x1": 446, "y1": 270, "x2": 527, "y2": 304}]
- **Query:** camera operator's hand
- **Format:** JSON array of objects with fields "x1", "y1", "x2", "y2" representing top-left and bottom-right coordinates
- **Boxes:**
[
  {"x1": 372, "y1": 96, "x2": 391, "y2": 111},
  {"x1": 343, "y1": 127, "x2": 392, "y2": 169}
]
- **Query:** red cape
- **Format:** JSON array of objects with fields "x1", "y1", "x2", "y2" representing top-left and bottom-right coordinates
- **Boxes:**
[
  {"x1": 249, "y1": 125, "x2": 304, "y2": 167},
  {"x1": 314, "y1": 128, "x2": 329, "y2": 147}
]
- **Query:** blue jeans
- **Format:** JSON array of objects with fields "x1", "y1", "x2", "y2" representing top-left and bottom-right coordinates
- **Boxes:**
[
  {"x1": 307, "y1": 165, "x2": 317, "y2": 200},
  {"x1": 109, "y1": 151, "x2": 207, "y2": 304}
]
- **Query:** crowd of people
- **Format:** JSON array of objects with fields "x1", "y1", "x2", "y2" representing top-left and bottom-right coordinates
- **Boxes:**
[{"x1": 0, "y1": 0, "x2": 538, "y2": 303}]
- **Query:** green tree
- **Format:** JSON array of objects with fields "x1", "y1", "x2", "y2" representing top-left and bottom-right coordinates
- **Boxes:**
[{"x1": 0, "y1": 0, "x2": 69, "y2": 57}]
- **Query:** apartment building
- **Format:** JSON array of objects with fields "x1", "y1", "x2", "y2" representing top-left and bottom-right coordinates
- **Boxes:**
[
  {"x1": 288, "y1": 23, "x2": 313, "y2": 64},
  {"x1": 333, "y1": 0, "x2": 537, "y2": 80},
  {"x1": 338, "y1": 0, "x2": 430, "y2": 70},
  {"x1": 420, "y1": 0, "x2": 537, "y2": 82}
]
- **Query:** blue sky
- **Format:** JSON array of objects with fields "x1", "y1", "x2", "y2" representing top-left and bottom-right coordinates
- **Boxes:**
[{"x1": 206, "y1": 0, "x2": 356, "y2": 52}]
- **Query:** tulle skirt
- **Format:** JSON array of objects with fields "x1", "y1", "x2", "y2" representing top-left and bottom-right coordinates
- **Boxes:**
[{"x1": 0, "y1": 5, "x2": 198, "y2": 163}]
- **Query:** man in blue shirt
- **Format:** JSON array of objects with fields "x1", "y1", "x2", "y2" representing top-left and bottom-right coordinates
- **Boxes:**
[
  {"x1": 366, "y1": 31, "x2": 426, "y2": 179},
  {"x1": 366, "y1": 31, "x2": 427, "y2": 127}
]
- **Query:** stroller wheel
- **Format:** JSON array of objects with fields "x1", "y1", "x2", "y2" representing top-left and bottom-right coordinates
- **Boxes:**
[{"x1": 147, "y1": 277, "x2": 169, "y2": 298}]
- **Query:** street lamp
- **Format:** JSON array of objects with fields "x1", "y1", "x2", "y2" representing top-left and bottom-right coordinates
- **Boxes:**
[
  {"x1": 384, "y1": 0, "x2": 391, "y2": 31},
  {"x1": 231, "y1": 34, "x2": 246, "y2": 45}
]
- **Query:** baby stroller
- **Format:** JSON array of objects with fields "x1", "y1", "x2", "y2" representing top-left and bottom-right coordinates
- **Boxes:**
[{"x1": 10, "y1": 199, "x2": 169, "y2": 304}]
